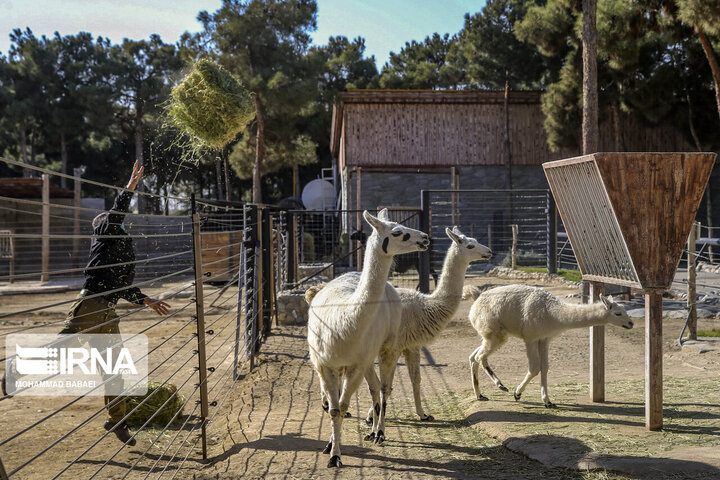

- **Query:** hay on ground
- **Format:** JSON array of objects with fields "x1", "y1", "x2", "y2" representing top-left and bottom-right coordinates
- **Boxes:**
[{"x1": 125, "y1": 381, "x2": 185, "y2": 428}]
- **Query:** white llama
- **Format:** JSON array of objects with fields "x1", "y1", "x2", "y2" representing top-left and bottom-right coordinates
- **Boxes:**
[
  {"x1": 362, "y1": 227, "x2": 492, "y2": 424},
  {"x1": 467, "y1": 284, "x2": 633, "y2": 407},
  {"x1": 307, "y1": 209, "x2": 429, "y2": 468}
]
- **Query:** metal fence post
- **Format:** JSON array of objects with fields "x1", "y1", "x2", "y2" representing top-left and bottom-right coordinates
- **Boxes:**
[
  {"x1": 547, "y1": 190, "x2": 558, "y2": 274},
  {"x1": 233, "y1": 207, "x2": 248, "y2": 381},
  {"x1": 244, "y1": 205, "x2": 260, "y2": 370},
  {"x1": 287, "y1": 212, "x2": 297, "y2": 288},
  {"x1": 261, "y1": 207, "x2": 273, "y2": 332},
  {"x1": 687, "y1": 222, "x2": 698, "y2": 341},
  {"x1": 418, "y1": 190, "x2": 431, "y2": 293},
  {"x1": 190, "y1": 196, "x2": 210, "y2": 461}
]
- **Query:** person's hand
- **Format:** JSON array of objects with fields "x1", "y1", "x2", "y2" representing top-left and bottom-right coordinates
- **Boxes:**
[
  {"x1": 126, "y1": 160, "x2": 144, "y2": 191},
  {"x1": 143, "y1": 297, "x2": 170, "y2": 315}
]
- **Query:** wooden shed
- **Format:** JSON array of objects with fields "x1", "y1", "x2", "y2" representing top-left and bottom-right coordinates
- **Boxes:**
[{"x1": 329, "y1": 90, "x2": 694, "y2": 213}]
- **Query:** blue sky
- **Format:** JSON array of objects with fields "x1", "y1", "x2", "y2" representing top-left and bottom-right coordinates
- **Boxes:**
[{"x1": 0, "y1": 0, "x2": 484, "y2": 68}]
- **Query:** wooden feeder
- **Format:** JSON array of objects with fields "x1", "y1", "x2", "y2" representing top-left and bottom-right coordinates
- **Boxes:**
[{"x1": 543, "y1": 152, "x2": 716, "y2": 431}]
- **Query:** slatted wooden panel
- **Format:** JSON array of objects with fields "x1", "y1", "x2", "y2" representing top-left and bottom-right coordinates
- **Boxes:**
[
  {"x1": 200, "y1": 232, "x2": 240, "y2": 282},
  {"x1": 544, "y1": 158, "x2": 640, "y2": 287},
  {"x1": 544, "y1": 152, "x2": 716, "y2": 289}
]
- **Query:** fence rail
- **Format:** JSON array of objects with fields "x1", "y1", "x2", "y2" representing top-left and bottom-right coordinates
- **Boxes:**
[{"x1": 0, "y1": 157, "x2": 271, "y2": 479}]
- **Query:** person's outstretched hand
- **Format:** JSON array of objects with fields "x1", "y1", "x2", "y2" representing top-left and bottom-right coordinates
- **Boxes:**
[
  {"x1": 126, "y1": 160, "x2": 144, "y2": 191},
  {"x1": 143, "y1": 297, "x2": 171, "y2": 315}
]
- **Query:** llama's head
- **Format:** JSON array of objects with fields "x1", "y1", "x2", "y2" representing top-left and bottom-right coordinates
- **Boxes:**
[
  {"x1": 600, "y1": 294, "x2": 634, "y2": 329},
  {"x1": 363, "y1": 209, "x2": 430, "y2": 256},
  {"x1": 446, "y1": 226, "x2": 492, "y2": 262}
]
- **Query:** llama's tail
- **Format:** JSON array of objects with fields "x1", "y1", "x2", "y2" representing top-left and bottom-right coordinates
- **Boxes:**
[
  {"x1": 462, "y1": 284, "x2": 501, "y2": 301},
  {"x1": 305, "y1": 284, "x2": 326, "y2": 304}
]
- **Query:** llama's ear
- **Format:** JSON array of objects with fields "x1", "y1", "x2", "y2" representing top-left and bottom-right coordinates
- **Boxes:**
[
  {"x1": 378, "y1": 208, "x2": 390, "y2": 221},
  {"x1": 363, "y1": 210, "x2": 385, "y2": 231},
  {"x1": 452, "y1": 225, "x2": 464, "y2": 236},
  {"x1": 446, "y1": 227, "x2": 462, "y2": 244},
  {"x1": 599, "y1": 294, "x2": 611, "y2": 310}
]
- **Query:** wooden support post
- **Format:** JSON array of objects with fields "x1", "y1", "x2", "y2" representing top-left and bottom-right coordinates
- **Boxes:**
[
  {"x1": 450, "y1": 166, "x2": 456, "y2": 226},
  {"x1": 589, "y1": 281, "x2": 605, "y2": 402},
  {"x1": 191, "y1": 210, "x2": 210, "y2": 460},
  {"x1": 511, "y1": 224, "x2": 518, "y2": 269},
  {"x1": 41, "y1": 174, "x2": 50, "y2": 283},
  {"x1": 356, "y1": 167, "x2": 363, "y2": 270},
  {"x1": 72, "y1": 168, "x2": 82, "y2": 268},
  {"x1": 687, "y1": 223, "x2": 698, "y2": 341},
  {"x1": 418, "y1": 190, "x2": 431, "y2": 294},
  {"x1": 645, "y1": 290, "x2": 663, "y2": 431},
  {"x1": 487, "y1": 224, "x2": 493, "y2": 253}
]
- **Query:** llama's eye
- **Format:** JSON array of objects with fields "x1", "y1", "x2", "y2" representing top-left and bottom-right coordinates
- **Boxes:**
[
  {"x1": 614, "y1": 312, "x2": 622, "y2": 316},
  {"x1": 467, "y1": 245, "x2": 475, "y2": 249},
  {"x1": 391, "y1": 231, "x2": 403, "y2": 237}
]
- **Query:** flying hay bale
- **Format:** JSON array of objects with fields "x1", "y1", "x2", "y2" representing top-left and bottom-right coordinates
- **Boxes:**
[
  {"x1": 167, "y1": 59, "x2": 256, "y2": 150},
  {"x1": 125, "y1": 381, "x2": 185, "y2": 428}
]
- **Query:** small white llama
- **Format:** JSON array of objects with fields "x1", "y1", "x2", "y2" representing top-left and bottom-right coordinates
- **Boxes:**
[
  {"x1": 363, "y1": 227, "x2": 492, "y2": 424},
  {"x1": 307, "y1": 209, "x2": 429, "y2": 468},
  {"x1": 467, "y1": 284, "x2": 633, "y2": 407}
]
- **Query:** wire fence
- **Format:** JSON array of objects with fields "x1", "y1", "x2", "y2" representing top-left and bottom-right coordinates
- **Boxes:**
[{"x1": 0, "y1": 157, "x2": 269, "y2": 478}]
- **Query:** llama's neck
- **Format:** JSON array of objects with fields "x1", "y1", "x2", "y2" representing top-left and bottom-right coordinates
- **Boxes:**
[
  {"x1": 552, "y1": 301, "x2": 610, "y2": 329},
  {"x1": 352, "y1": 232, "x2": 394, "y2": 315},
  {"x1": 430, "y1": 243, "x2": 468, "y2": 303},
  {"x1": 401, "y1": 244, "x2": 468, "y2": 347}
]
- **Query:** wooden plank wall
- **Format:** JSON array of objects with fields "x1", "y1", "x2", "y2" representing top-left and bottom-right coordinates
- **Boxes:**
[{"x1": 343, "y1": 102, "x2": 692, "y2": 168}]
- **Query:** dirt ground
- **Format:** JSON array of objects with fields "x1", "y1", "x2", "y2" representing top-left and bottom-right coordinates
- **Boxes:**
[
  {"x1": 2, "y1": 274, "x2": 720, "y2": 479},
  {"x1": 0, "y1": 281, "x2": 240, "y2": 480}
]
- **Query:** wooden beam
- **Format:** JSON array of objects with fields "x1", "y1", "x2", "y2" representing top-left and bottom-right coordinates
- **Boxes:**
[
  {"x1": 645, "y1": 290, "x2": 663, "y2": 431},
  {"x1": 589, "y1": 281, "x2": 605, "y2": 402},
  {"x1": 356, "y1": 167, "x2": 363, "y2": 270},
  {"x1": 41, "y1": 174, "x2": 50, "y2": 283}
]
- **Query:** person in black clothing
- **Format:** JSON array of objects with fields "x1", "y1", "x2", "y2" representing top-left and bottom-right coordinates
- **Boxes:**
[
  {"x1": 61, "y1": 160, "x2": 171, "y2": 444},
  {"x1": 31, "y1": 161, "x2": 169, "y2": 446}
]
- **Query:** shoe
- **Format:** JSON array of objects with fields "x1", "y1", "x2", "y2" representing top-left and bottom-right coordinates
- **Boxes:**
[
  {"x1": 1, "y1": 358, "x2": 13, "y2": 399},
  {"x1": 104, "y1": 420, "x2": 137, "y2": 446}
]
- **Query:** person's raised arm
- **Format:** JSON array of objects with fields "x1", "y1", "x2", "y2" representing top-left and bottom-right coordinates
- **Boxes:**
[{"x1": 107, "y1": 160, "x2": 144, "y2": 228}]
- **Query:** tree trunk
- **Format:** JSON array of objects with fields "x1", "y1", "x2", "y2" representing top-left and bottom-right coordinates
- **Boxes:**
[
  {"x1": 134, "y1": 98, "x2": 145, "y2": 213},
  {"x1": 253, "y1": 95, "x2": 265, "y2": 204},
  {"x1": 223, "y1": 155, "x2": 231, "y2": 203},
  {"x1": 696, "y1": 27, "x2": 720, "y2": 124},
  {"x1": 20, "y1": 120, "x2": 30, "y2": 177},
  {"x1": 695, "y1": 28, "x2": 720, "y2": 259},
  {"x1": 503, "y1": 74, "x2": 512, "y2": 189},
  {"x1": 30, "y1": 127, "x2": 37, "y2": 167},
  {"x1": 611, "y1": 101, "x2": 622, "y2": 151},
  {"x1": 164, "y1": 184, "x2": 170, "y2": 216},
  {"x1": 215, "y1": 156, "x2": 224, "y2": 200},
  {"x1": 60, "y1": 131, "x2": 68, "y2": 189},
  {"x1": 582, "y1": 0, "x2": 599, "y2": 155}
]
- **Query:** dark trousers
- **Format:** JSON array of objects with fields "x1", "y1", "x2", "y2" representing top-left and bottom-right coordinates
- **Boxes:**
[{"x1": 60, "y1": 293, "x2": 126, "y2": 423}]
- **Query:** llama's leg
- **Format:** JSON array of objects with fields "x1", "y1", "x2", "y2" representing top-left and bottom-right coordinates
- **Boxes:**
[
  {"x1": 374, "y1": 352, "x2": 400, "y2": 444},
  {"x1": 326, "y1": 366, "x2": 365, "y2": 467},
  {"x1": 514, "y1": 340, "x2": 540, "y2": 402},
  {"x1": 316, "y1": 366, "x2": 342, "y2": 463},
  {"x1": 468, "y1": 344, "x2": 487, "y2": 400},
  {"x1": 538, "y1": 338, "x2": 555, "y2": 408},
  {"x1": 477, "y1": 333, "x2": 508, "y2": 392},
  {"x1": 404, "y1": 347, "x2": 432, "y2": 421},
  {"x1": 364, "y1": 366, "x2": 381, "y2": 429}
]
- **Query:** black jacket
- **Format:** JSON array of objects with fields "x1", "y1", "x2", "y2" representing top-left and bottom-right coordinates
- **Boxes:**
[{"x1": 83, "y1": 190, "x2": 147, "y2": 305}]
